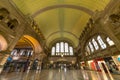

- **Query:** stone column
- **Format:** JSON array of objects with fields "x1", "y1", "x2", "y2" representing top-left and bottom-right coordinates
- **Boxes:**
[
  {"x1": 36, "y1": 60, "x2": 42, "y2": 73},
  {"x1": 26, "y1": 59, "x2": 33, "y2": 73},
  {"x1": 36, "y1": 53, "x2": 45, "y2": 73},
  {"x1": 0, "y1": 50, "x2": 10, "y2": 74}
]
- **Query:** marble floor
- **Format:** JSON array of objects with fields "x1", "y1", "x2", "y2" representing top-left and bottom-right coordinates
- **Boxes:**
[{"x1": 0, "y1": 69, "x2": 120, "y2": 80}]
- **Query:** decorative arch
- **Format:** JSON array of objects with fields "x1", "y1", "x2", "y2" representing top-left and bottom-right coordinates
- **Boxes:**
[
  {"x1": 9, "y1": 35, "x2": 43, "y2": 61},
  {"x1": 32, "y1": 4, "x2": 94, "y2": 18},
  {"x1": 49, "y1": 37, "x2": 75, "y2": 49},
  {"x1": 45, "y1": 31, "x2": 79, "y2": 48},
  {"x1": 23, "y1": 35, "x2": 42, "y2": 54}
]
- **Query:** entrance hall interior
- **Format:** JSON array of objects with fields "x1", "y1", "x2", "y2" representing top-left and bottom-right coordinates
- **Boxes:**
[{"x1": 0, "y1": 0, "x2": 120, "y2": 80}]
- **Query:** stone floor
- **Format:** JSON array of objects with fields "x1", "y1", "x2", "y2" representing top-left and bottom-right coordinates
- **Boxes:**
[{"x1": 0, "y1": 69, "x2": 120, "y2": 80}]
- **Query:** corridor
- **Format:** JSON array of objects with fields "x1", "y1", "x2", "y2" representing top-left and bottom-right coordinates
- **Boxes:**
[{"x1": 1, "y1": 69, "x2": 120, "y2": 80}]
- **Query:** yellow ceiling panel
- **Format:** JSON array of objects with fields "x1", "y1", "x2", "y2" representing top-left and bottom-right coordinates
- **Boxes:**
[
  {"x1": 71, "y1": 13, "x2": 90, "y2": 37},
  {"x1": 12, "y1": 0, "x2": 59, "y2": 15},
  {"x1": 64, "y1": 8, "x2": 82, "y2": 31},
  {"x1": 64, "y1": 8, "x2": 90, "y2": 37},
  {"x1": 11, "y1": 0, "x2": 111, "y2": 47},
  {"x1": 65, "y1": 0, "x2": 110, "y2": 11},
  {"x1": 12, "y1": 0, "x2": 110, "y2": 15},
  {"x1": 34, "y1": 9, "x2": 59, "y2": 38}
]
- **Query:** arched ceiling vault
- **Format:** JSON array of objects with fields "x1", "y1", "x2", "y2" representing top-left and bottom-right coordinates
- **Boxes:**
[
  {"x1": 31, "y1": 4, "x2": 94, "y2": 17},
  {"x1": 11, "y1": 0, "x2": 111, "y2": 48}
]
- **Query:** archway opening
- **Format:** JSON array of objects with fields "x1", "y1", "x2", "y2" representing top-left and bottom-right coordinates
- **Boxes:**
[{"x1": 3, "y1": 35, "x2": 42, "y2": 72}]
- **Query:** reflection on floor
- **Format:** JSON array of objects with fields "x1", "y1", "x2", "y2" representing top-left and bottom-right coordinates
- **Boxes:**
[{"x1": 0, "y1": 69, "x2": 120, "y2": 80}]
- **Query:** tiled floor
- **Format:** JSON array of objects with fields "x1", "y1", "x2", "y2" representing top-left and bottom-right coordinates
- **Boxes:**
[{"x1": 0, "y1": 69, "x2": 120, "y2": 80}]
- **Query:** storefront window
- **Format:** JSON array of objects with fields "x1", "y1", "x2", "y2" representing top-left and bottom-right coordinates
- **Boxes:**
[
  {"x1": 20, "y1": 50, "x2": 24, "y2": 55},
  {"x1": 11, "y1": 49, "x2": 17, "y2": 55}
]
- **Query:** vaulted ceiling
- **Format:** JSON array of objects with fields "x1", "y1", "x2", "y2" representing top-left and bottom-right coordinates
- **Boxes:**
[{"x1": 11, "y1": 0, "x2": 111, "y2": 48}]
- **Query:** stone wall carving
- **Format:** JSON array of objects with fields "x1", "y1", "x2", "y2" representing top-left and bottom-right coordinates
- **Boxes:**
[
  {"x1": 0, "y1": 8, "x2": 18, "y2": 30},
  {"x1": 0, "y1": 8, "x2": 9, "y2": 21},
  {"x1": 109, "y1": 6, "x2": 120, "y2": 27},
  {"x1": 7, "y1": 19, "x2": 18, "y2": 29}
]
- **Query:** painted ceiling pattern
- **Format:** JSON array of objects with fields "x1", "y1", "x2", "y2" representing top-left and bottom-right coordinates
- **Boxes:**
[{"x1": 12, "y1": 0, "x2": 111, "y2": 47}]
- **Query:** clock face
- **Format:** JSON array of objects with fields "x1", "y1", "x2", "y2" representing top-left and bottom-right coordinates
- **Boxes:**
[
  {"x1": 7, "y1": 57, "x2": 12, "y2": 62},
  {"x1": 118, "y1": 55, "x2": 120, "y2": 61}
]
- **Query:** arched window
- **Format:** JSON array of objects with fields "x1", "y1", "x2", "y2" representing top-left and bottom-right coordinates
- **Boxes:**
[
  {"x1": 60, "y1": 42, "x2": 64, "y2": 52},
  {"x1": 106, "y1": 37, "x2": 115, "y2": 46},
  {"x1": 51, "y1": 47, "x2": 55, "y2": 55},
  {"x1": 56, "y1": 43, "x2": 60, "y2": 53},
  {"x1": 69, "y1": 46, "x2": 73, "y2": 55},
  {"x1": 51, "y1": 42, "x2": 74, "y2": 56},
  {"x1": 85, "y1": 47, "x2": 88, "y2": 56},
  {"x1": 92, "y1": 39, "x2": 99, "y2": 50},
  {"x1": 89, "y1": 42, "x2": 94, "y2": 52},
  {"x1": 86, "y1": 46, "x2": 91, "y2": 55},
  {"x1": 65, "y1": 43, "x2": 69, "y2": 52},
  {"x1": 97, "y1": 36, "x2": 106, "y2": 49}
]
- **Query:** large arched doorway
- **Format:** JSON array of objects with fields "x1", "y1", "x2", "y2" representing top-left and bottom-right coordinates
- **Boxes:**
[{"x1": 3, "y1": 35, "x2": 42, "y2": 73}]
